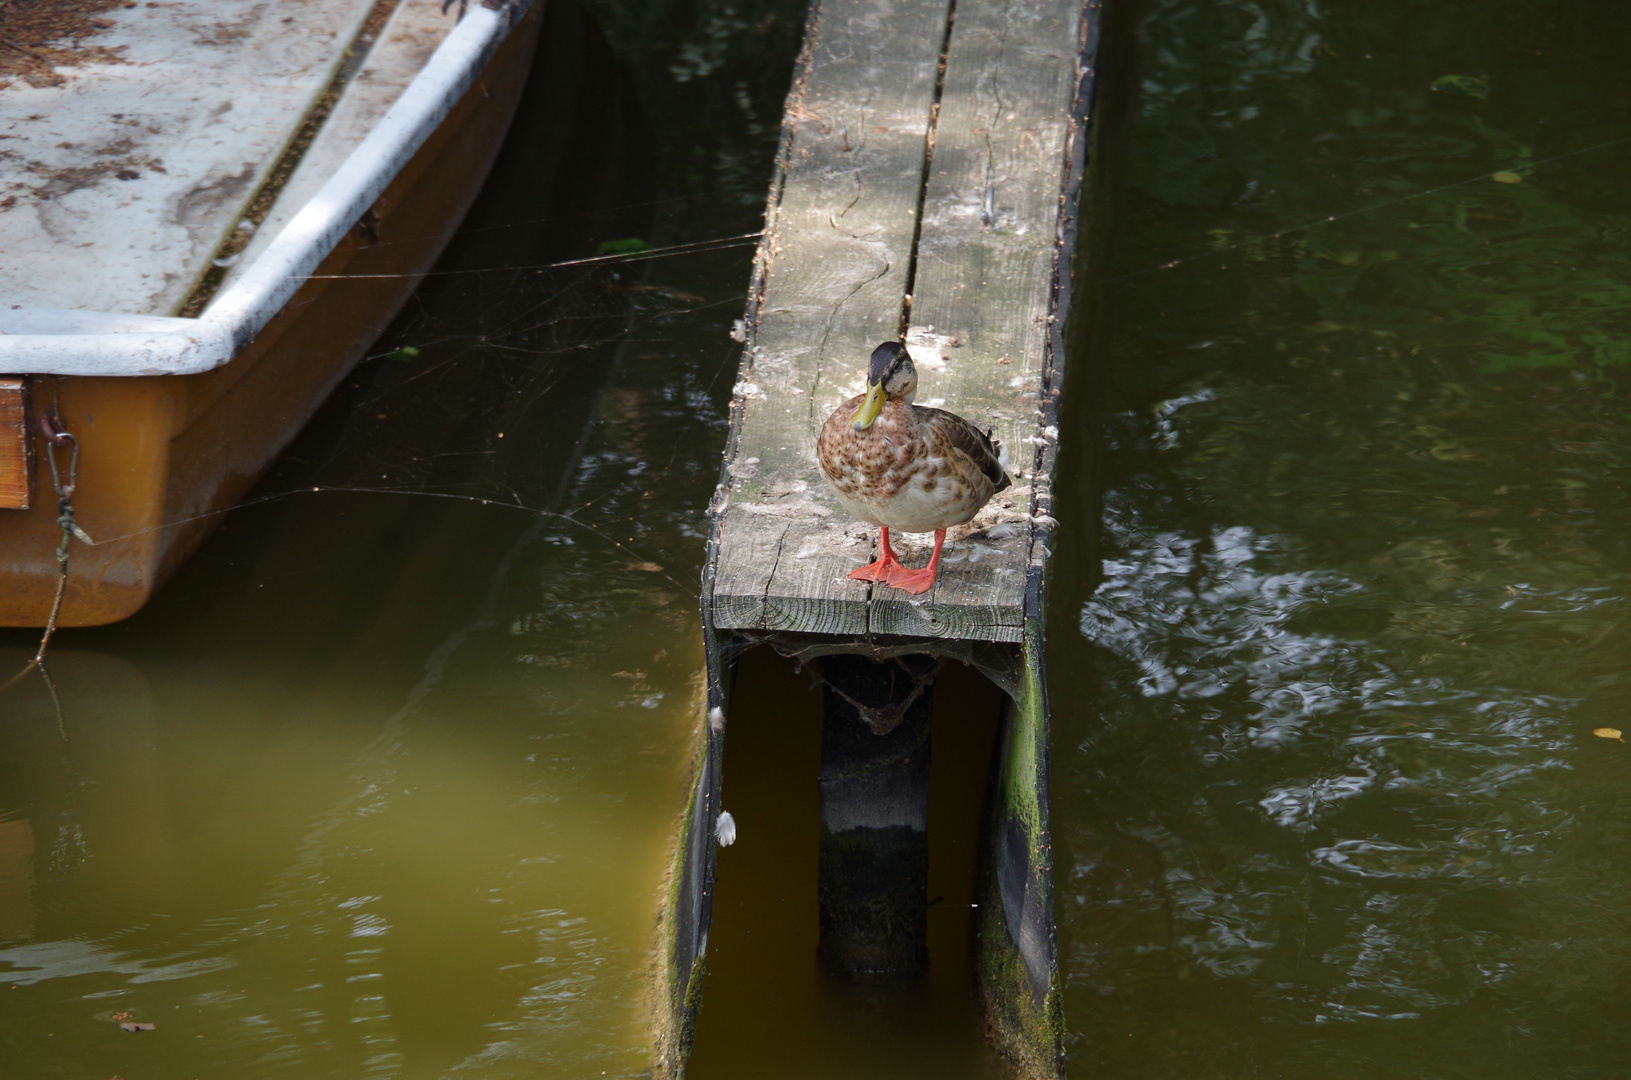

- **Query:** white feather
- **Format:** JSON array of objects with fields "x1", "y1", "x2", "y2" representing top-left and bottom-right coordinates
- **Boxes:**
[
  {"x1": 965, "y1": 543, "x2": 1003, "y2": 564},
  {"x1": 715, "y1": 810, "x2": 737, "y2": 847}
]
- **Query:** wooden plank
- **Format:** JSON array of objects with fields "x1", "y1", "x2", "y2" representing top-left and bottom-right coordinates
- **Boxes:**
[
  {"x1": 0, "y1": 378, "x2": 31, "y2": 511},
  {"x1": 710, "y1": 0, "x2": 954, "y2": 638},
  {"x1": 710, "y1": 0, "x2": 1084, "y2": 645},
  {"x1": 870, "y1": 0, "x2": 1083, "y2": 639}
]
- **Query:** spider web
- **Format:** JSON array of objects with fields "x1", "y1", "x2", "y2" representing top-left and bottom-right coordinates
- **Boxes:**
[{"x1": 163, "y1": 0, "x2": 805, "y2": 606}]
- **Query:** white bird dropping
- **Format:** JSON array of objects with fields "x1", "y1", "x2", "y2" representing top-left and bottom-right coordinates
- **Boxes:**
[{"x1": 715, "y1": 810, "x2": 737, "y2": 847}]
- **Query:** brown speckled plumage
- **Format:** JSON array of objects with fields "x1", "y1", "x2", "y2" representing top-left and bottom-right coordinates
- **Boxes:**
[{"x1": 817, "y1": 341, "x2": 1010, "y2": 539}]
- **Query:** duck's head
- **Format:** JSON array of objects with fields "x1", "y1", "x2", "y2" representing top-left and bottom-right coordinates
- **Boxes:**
[{"x1": 851, "y1": 341, "x2": 917, "y2": 430}]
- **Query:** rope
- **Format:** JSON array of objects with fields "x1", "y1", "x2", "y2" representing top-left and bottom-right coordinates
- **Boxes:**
[
  {"x1": 35, "y1": 408, "x2": 84, "y2": 662},
  {"x1": 0, "y1": 405, "x2": 87, "y2": 696}
]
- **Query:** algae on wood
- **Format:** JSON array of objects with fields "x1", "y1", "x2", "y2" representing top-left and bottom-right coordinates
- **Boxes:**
[{"x1": 978, "y1": 622, "x2": 1065, "y2": 1076}]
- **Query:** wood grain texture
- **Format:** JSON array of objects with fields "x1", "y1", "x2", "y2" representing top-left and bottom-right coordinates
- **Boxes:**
[
  {"x1": 0, "y1": 379, "x2": 31, "y2": 511},
  {"x1": 871, "y1": 0, "x2": 1082, "y2": 639},
  {"x1": 711, "y1": 0, "x2": 952, "y2": 638},
  {"x1": 709, "y1": 0, "x2": 1083, "y2": 644}
]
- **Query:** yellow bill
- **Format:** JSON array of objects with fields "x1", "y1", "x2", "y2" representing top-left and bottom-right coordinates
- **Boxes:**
[{"x1": 851, "y1": 383, "x2": 887, "y2": 431}]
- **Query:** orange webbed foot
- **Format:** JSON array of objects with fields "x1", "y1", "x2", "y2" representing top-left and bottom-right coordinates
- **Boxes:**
[
  {"x1": 850, "y1": 526, "x2": 908, "y2": 583},
  {"x1": 879, "y1": 565, "x2": 938, "y2": 594},
  {"x1": 850, "y1": 527, "x2": 940, "y2": 593},
  {"x1": 847, "y1": 557, "x2": 902, "y2": 583}
]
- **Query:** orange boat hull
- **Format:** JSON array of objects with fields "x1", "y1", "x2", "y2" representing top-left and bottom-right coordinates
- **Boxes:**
[{"x1": 0, "y1": 4, "x2": 541, "y2": 628}]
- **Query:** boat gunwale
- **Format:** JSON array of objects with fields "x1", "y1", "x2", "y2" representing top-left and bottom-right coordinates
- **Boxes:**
[{"x1": 0, "y1": 0, "x2": 537, "y2": 378}]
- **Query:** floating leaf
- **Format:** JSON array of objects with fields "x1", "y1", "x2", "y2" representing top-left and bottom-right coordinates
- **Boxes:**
[
  {"x1": 1592, "y1": 727, "x2": 1624, "y2": 743},
  {"x1": 110, "y1": 1011, "x2": 132, "y2": 1022},
  {"x1": 386, "y1": 346, "x2": 421, "y2": 361},
  {"x1": 596, "y1": 237, "x2": 653, "y2": 256},
  {"x1": 1491, "y1": 171, "x2": 1524, "y2": 184},
  {"x1": 1431, "y1": 74, "x2": 1491, "y2": 99},
  {"x1": 626, "y1": 561, "x2": 665, "y2": 573}
]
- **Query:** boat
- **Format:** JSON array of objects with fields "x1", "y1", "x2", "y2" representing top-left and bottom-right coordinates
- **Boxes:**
[{"x1": 0, "y1": 0, "x2": 544, "y2": 626}]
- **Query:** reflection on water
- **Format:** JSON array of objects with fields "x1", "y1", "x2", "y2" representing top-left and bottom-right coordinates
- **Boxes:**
[
  {"x1": 0, "y1": 622, "x2": 695, "y2": 1079},
  {"x1": 1054, "y1": 0, "x2": 1631, "y2": 1075},
  {"x1": 686, "y1": 654, "x2": 1010, "y2": 1080}
]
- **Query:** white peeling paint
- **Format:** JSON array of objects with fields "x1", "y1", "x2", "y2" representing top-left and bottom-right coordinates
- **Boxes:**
[{"x1": 0, "y1": 1, "x2": 535, "y2": 376}]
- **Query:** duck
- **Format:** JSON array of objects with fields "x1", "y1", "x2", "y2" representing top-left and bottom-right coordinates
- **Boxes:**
[{"x1": 816, "y1": 340, "x2": 1010, "y2": 594}]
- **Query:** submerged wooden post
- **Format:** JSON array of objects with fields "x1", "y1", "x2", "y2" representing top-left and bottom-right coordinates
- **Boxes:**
[
  {"x1": 655, "y1": 0, "x2": 1101, "y2": 1074},
  {"x1": 817, "y1": 653, "x2": 935, "y2": 978}
]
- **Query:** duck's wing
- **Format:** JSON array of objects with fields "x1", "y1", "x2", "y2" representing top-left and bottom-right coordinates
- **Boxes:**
[{"x1": 918, "y1": 407, "x2": 1012, "y2": 493}]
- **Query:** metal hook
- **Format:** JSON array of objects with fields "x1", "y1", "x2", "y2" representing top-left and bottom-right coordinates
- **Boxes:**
[
  {"x1": 39, "y1": 410, "x2": 78, "y2": 501},
  {"x1": 40, "y1": 409, "x2": 75, "y2": 449}
]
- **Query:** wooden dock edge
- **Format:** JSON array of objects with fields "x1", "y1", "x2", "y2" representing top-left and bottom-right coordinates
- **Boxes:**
[
  {"x1": 976, "y1": 1, "x2": 1100, "y2": 1071},
  {"x1": 653, "y1": 0, "x2": 1105, "y2": 1074},
  {"x1": 650, "y1": 628, "x2": 739, "y2": 1076},
  {"x1": 979, "y1": 622, "x2": 1065, "y2": 1075}
]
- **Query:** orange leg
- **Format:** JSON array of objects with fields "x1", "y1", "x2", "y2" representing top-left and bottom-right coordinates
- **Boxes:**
[
  {"x1": 848, "y1": 526, "x2": 907, "y2": 583},
  {"x1": 879, "y1": 528, "x2": 946, "y2": 594}
]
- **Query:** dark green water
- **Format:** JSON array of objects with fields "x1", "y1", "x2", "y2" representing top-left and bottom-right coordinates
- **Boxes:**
[
  {"x1": 1050, "y1": 0, "x2": 1631, "y2": 1076},
  {"x1": 5, "y1": 0, "x2": 1631, "y2": 1077}
]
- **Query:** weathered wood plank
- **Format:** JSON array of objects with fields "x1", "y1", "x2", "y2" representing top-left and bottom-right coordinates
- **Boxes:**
[
  {"x1": 711, "y1": 0, "x2": 1083, "y2": 645},
  {"x1": 869, "y1": 0, "x2": 1083, "y2": 639},
  {"x1": 0, "y1": 379, "x2": 31, "y2": 511},
  {"x1": 711, "y1": 0, "x2": 953, "y2": 636}
]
